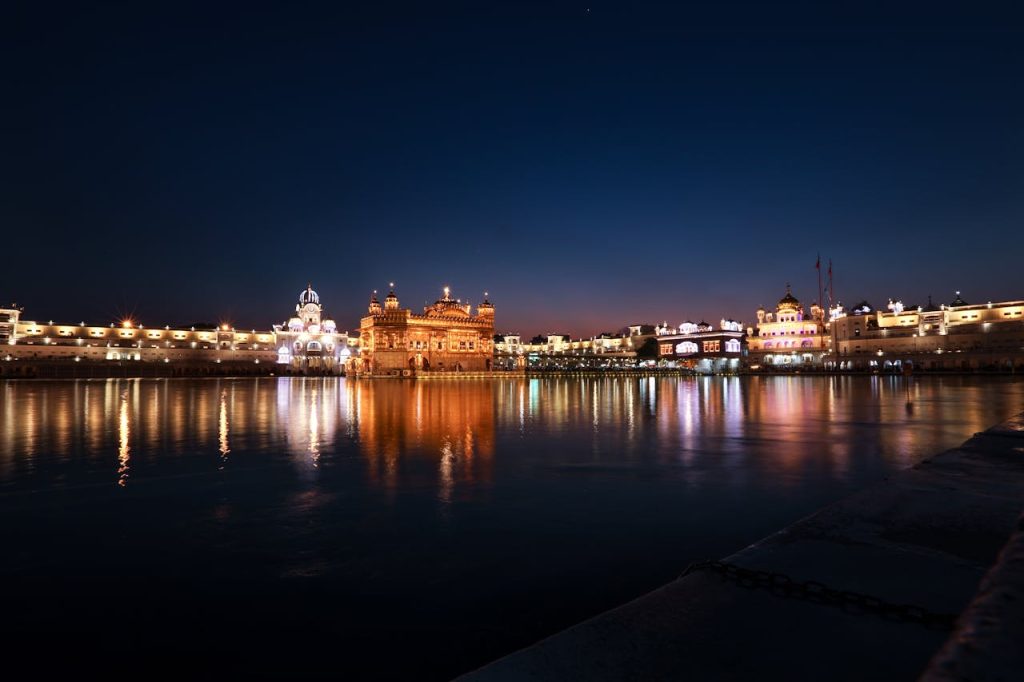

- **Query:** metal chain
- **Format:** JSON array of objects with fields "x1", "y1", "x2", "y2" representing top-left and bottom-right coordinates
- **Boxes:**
[{"x1": 680, "y1": 560, "x2": 958, "y2": 630}]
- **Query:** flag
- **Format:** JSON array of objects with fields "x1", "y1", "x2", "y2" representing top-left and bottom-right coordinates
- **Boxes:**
[{"x1": 815, "y1": 254, "x2": 820, "y2": 270}]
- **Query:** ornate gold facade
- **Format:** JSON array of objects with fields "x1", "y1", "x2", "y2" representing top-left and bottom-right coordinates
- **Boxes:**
[{"x1": 355, "y1": 287, "x2": 495, "y2": 375}]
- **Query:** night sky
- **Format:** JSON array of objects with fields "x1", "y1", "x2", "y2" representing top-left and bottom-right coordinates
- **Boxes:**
[{"x1": 4, "y1": 2, "x2": 1022, "y2": 336}]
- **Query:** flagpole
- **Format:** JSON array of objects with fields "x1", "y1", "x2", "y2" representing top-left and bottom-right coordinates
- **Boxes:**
[
  {"x1": 828, "y1": 258, "x2": 834, "y2": 310},
  {"x1": 816, "y1": 252, "x2": 822, "y2": 320}
]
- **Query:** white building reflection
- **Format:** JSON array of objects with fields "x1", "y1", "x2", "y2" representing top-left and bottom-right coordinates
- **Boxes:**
[{"x1": 273, "y1": 377, "x2": 341, "y2": 472}]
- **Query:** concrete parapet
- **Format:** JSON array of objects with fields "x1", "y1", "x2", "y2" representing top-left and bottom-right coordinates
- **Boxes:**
[{"x1": 920, "y1": 417, "x2": 1024, "y2": 682}]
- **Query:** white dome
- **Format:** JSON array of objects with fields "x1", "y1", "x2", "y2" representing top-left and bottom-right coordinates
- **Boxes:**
[
  {"x1": 288, "y1": 317, "x2": 303, "y2": 331},
  {"x1": 299, "y1": 284, "x2": 320, "y2": 306}
]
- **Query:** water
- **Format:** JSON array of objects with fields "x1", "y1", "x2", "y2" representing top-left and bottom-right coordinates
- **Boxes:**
[{"x1": 1, "y1": 375, "x2": 1022, "y2": 679}]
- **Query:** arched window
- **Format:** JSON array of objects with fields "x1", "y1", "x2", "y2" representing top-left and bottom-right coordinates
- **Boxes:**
[
  {"x1": 725, "y1": 339, "x2": 741, "y2": 353},
  {"x1": 675, "y1": 341, "x2": 698, "y2": 354}
]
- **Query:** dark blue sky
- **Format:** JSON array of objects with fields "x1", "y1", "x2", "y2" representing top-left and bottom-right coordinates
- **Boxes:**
[{"x1": 3, "y1": 1, "x2": 1022, "y2": 335}]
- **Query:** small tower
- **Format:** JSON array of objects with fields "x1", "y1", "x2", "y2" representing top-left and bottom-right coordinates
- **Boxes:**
[
  {"x1": 384, "y1": 283, "x2": 400, "y2": 311},
  {"x1": 368, "y1": 291, "x2": 382, "y2": 315},
  {"x1": 477, "y1": 292, "x2": 494, "y2": 319},
  {"x1": 756, "y1": 306, "x2": 766, "y2": 324}
]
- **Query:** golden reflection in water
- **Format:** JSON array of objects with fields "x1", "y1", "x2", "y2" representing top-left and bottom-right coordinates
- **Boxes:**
[
  {"x1": 117, "y1": 390, "x2": 130, "y2": 487},
  {"x1": 85, "y1": 383, "x2": 103, "y2": 453},
  {"x1": 0, "y1": 384, "x2": 12, "y2": 477},
  {"x1": 171, "y1": 387, "x2": 186, "y2": 449},
  {"x1": 20, "y1": 385, "x2": 38, "y2": 458},
  {"x1": 439, "y1": 437, "x2": 455, "y2": 503},
  {"x1": 52, "y1": 389, "x2": 71, "y2": 454},
  {"x1": 438, "y1": 423, "x2": 477, "y2": 505},
  {"x1": 218, "y1": 389, "x2": 230, "y2": 465},
  {"x1": 194, "y1": 386, "x2": 212, "y2": 448},
  {"x1": 143, "y1": 382, "x2": 159, "y2": 453},
  {"x1": 350, "y1": 380, "x2": 494, "y2": 496}
]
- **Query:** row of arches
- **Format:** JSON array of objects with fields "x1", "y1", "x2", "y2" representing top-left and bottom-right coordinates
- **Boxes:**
[
  {"x1": 763, "y1": 339, "x2": 814, "y2": 349},
  {"x1": 674, "y1": 339, "x2": 741, "y2": 354}
]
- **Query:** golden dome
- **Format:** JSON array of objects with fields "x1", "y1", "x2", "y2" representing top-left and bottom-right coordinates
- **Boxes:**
[
  {"x1": 777, "y1": 285, "x2": 800, "y2": 311},
  {"x1": 384, "y1": 287, "x2": 399, "y2": 311},
  {"x1": 368, "y1": 291, "x2": 382, "y2": 315}
]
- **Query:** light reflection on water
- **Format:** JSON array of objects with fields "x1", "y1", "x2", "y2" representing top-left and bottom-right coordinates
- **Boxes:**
[
  {"x1": 0, "y1": 375, "x2": 1022, "y2": 679},
  {"x1": 117, "y1": 390, "x2": 130, "y2": 487},
  {"x1": 1, "y1": 375, "x2": 1021, "y2": 519},
  {"x1": 218, "y1": 389, "x2": 230, "y2": 466}
]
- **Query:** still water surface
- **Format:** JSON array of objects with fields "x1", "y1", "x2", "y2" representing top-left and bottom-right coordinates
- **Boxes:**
[{"x1": 2, "y1": 376, "x2": 1022, "y2": 679}]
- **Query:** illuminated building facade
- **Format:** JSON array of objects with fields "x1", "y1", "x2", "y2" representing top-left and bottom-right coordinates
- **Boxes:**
[
  {"x1": 655, "y1": 319, "x2": 744, "y2": 373},
  {"x1": 830, "y1": 293, "x2": 1024, "y2": 371},
  {"x1": 492, "y1": 325, "x2": 656, "y2": 369},
  {"x1": 0, "y1": 305, "x2": 20, "y2": 345},
  {"x1": 356, "y1": 287, "x2": 495, "y2": 375},
  {"x1": 1, "y1": 285, "x2": 357, "y2": 377},
  {"x1": 746, "y1": 285, "x2": 829, "y2": 367},
  {"x1": 273, "y1": 284, "x2": 355, "y2": 374},
  {"x1": 2, "y1": 313, "x2": 277, "y2": 374}
]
